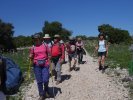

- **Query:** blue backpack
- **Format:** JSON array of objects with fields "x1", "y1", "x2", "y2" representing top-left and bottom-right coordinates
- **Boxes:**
[{"x1": 0, "y1": 56, "x2": 23, "y2": 95}]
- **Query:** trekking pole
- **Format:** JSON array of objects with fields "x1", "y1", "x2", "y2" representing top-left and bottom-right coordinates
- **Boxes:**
[
  {"x1": 26, "y1": 59, "x2": 32, "y2": 80},
  {"x1": 50, "y1": 61, "x2": 55, "y2": 100}
]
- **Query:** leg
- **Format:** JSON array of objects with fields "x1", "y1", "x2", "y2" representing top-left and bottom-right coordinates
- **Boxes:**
[
  {"x1": 33, "y1": 65, "x2": 44, "y2": 96},
  {"x1": 55, "y1": 60, "x2": 61, "y2": 84},
  {"x1": 79, "y1": 51, "x2": 82, "y2": 64},
  {"x1": 73, "y1": 54, "x2": 77, "y2": 67},
  {"x1": 78, "y1": 54, "x2": 80, "y2": 64},
  {"x1": 42, "y1": 67, "x2": 50, "y2": 98},
  {"x1": 98, "y1": 56, "x2": 102, "y2": 70},
  {"x1": 51, "y1": 60, "x2": 56, "y2": 80},
  {"x1": 68, "y1": 54, "x2": 72, "y2": 71},
  {"x1": 80, "y1": 52, "x2": 83, "y2": 63},
  {"x1": 101, "y1": 55, "x2": 105, "y2": 67}
]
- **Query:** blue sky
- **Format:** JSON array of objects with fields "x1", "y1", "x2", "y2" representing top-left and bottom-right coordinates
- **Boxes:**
[{"x1": 0, "y1": 0, "x2": 133, "y2": 37}]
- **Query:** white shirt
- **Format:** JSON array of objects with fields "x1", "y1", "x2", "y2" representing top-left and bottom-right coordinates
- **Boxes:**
[{"x1": 98, "y1": 40, "x2": 106, "y2": 52}]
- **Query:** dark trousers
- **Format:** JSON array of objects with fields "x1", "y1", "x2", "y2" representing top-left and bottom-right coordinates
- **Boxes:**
[
  {"x1": 77, "y1": 49, "x2": 83, "y2": 64},
  {"x1": 33, "y1": 65, "x2": 49, "y2": 96}
]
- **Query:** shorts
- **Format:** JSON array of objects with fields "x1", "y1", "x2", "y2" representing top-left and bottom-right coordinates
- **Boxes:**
[
  {"x1": 68, "y1": 53, "x2": 77, "y2": 61},
  {"x1": 98, "y1": 52, "x2": 106, "y2": 57}
]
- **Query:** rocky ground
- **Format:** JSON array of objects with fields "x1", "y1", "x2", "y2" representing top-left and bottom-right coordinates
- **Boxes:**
[{"x1": 23, "y1": 53, "x2": 129, "y2": 100}]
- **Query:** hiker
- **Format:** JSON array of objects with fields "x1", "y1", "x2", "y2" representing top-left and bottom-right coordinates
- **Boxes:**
[
  {"x1": 95, "y1": 33, "x2": 108, "y2": 71},
  {"x1": 43, "y1": 34, "x2": 52, "y2": 50},
  {"x1": 29, "y1": 33, "x2": 51, "y2": 100},
  {"x1": 76, "y1": 37, "x2": 84, "y2": 64},
  {"x1": 66, "y1": 37, "x2": 77, "y2": 71},
  {"x1": 0, "y1": 58, "x2": 6, "y2": 100},
  {"x1": 60, "y1": 40, "x2": 66, "y2": 64},
  {"x1": 51, "y1": 34, "x2": 65, "y2": 85}
]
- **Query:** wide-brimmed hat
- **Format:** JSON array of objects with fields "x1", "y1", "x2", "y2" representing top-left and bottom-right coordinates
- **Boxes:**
[
  {"x1": 54, "y1": 34, "x2": 60, "y2": 38},
  {"x1": 60, "y1": 40, "x2": 64, "y2": 44},
  {"x1": 43, "y1": 34, "x2": 51, "y2": 39},
  {"x1": 77, "y1": 37, "x2": 82, "y2": 41}
]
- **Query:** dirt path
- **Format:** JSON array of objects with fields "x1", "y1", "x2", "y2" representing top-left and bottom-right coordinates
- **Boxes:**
[{"x1": 23, "y1": 53, "x2": 128, "y2": 100}]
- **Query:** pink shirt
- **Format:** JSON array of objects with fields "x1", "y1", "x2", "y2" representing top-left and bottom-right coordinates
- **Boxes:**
[
  {"x1": 76, "y1": 41, "x2": 84, "y2": 49},
  {"x1": 30, "y1": 44, "x2": 49, "y2": 67}
]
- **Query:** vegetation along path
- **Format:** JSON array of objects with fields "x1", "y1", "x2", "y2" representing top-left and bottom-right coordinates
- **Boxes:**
[{"x1": 23, "y1": 52, "x2": 128, "y2": 100}]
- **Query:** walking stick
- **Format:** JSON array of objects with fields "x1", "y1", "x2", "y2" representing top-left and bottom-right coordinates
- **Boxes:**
[
  {"x1": 49, "y1": 60, "x2": 55, "y2": 100},
  {"x1": 26, "y1": 59, "x2": 32, "y2": 80}
]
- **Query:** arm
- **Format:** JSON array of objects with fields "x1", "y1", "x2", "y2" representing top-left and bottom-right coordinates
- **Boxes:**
[
  {"x1": 93, "y1": 44, "x2": 98, "y2": 56},
  {"x1": 105, "y1": 42, "x2": 109, "y2": 56},
  {"x1": 47, "y1": 45, "x2": 52, "y2": 60},
  {"x1": 61, "y1": 44, "x2": 65, "y2": 60}
]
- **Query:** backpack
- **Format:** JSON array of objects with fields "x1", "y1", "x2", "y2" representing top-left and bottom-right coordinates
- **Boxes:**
[
  {"x1": 0, "y1": 56, "x2": 23, "y2": 95},
  {"x1": 69, "y1": 44, "x2": 76, "y2": 52},
  {"x1": 68, "y1": 40, "x2": 76, "y2": 53},
  {"x1": 51, "y1": 43, "x2": 62, "y2": 57}
]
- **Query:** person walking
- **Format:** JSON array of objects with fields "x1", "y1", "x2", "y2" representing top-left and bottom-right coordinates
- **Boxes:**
[
  {"x1": 60, "y1": 40, "x2": 66, "y2": 64},
  {"x1": 66, "y1": 37, "x2": 77, "y2": 71},
  {"x1": 76, "y1": 37, "x2": 84, "y2": 64},
  {"x1": 29, "y1": 33, "x2": 51, "y2": 100},
  {"x1": 51, "y1": 34, "x2": 65, "y2": 85},
  {"x1": 43, "y1": 34, "x2": 52, "y2": 50},
  {"x1": 95, "y1": 33, "x2": 108, "y2": 71}
]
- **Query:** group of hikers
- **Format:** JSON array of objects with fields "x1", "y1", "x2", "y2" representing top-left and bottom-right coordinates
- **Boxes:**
[
  {"x1": 0, "y1": 33, "x2": 108, "y2": 100},
  {"x1": 28, "y1": 33, "x2": 86, "y2": 100}
]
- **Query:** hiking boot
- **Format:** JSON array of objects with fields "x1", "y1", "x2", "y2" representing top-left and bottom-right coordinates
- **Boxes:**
[
  {"x1": 45, "y1": 92, "x2": 50, "y2": 98},
  {"x1": 74, "y1": 67, "x2": 80, "y2": 71},
  {"x1": 38, "y1": 96, "x2": 45, "y2": 100},
  {"x1": 54, "y1": 78, "x2": 57, "y2": 81},
  {"x1": 69, "y1": 67, "x2": 73, "y2": 72},
  {"x1": 99, "y1": 65, "x2": 103, "y2": 70},
  {"x1": 56, "y1": 81, "x2": 61, "y2": 85},
  {"x1": 46, "y1": 91, "x2": 54, "y2": 98}
]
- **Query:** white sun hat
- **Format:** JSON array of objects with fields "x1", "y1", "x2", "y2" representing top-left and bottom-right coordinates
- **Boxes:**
[{"x1": 43, "y1": 34, "x2": 51, "y2": 39}]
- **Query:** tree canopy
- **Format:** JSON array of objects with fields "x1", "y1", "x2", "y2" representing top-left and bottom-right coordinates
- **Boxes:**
[
  {"x1": 13, "y1": 35, "x2": 33, "y2": 47},
  {"x1": 0, "y1": 19, "x2": 16, "y2": 51},
  {"x1": 76, "y1": 35, "x2": 88, "y2": 40},
  {"x1": 98, "y1": 24, "x2": 132, "y2": 44},
  {"x1": 42, "y1": 21, "x2": 72, "y2": 40}
]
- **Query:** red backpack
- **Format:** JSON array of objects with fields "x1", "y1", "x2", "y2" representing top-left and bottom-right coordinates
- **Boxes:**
[{"x1": 51, "y1": 43, "x2": 62, "y2": 57}]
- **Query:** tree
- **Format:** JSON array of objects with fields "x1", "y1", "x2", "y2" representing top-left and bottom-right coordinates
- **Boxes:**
[
  {"x1": 98, "y1": 24, "x2": 132, "y2": 44},
  {"x1": 13, "y1": 35, "x2": 33, "y2": 47},
  {"x1": 0, "y1": 19, "x2": 15, "y2": 51},
  {"x1": 42, "y1": 21, "x2": 72, "y2": 40},
  {"x1": 76, "y1": 35, "x2": 88, "y2": 40}
]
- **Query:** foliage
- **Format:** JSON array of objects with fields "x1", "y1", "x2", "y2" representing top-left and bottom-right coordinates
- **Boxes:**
[
  {"x1": 2, "y1": 49, "x2": 30, "y2": 72},
  {"x1": 76, "y1": 35, "x2": 88, "y2": 40},
  {"x1": 98, "y1": 24, "x2": 132, "y2": 44},
  {"x1": 0, "y1": 19, "x2": 16, "y2": 50},
  {"x1": 42, "y1": 21, "x2": 72, "y2": 40},
  {"x1": 107, "y1": 44, "x2": 132, "y2": 68},
  {"x1": 87, "y1": 36, "x2": 98, "y2": 40},
  {"x1": 13, "y1": 35, "x2": 33, "y2": 47}
]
